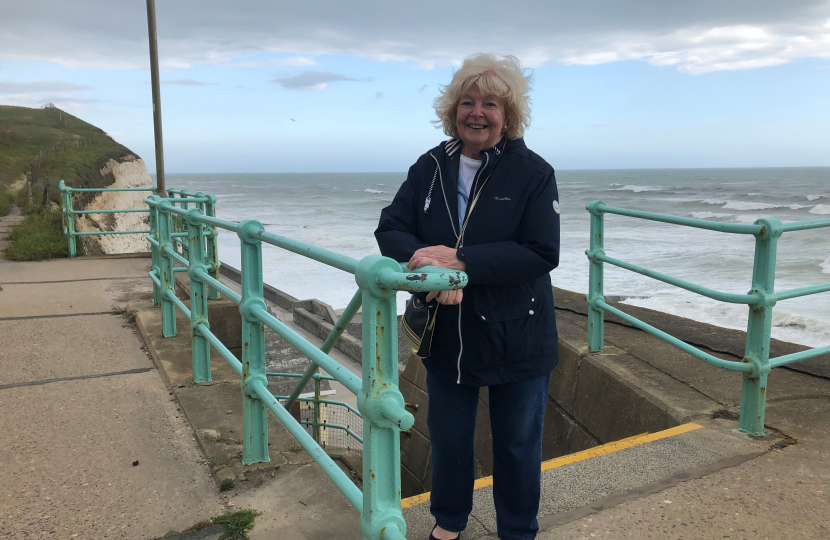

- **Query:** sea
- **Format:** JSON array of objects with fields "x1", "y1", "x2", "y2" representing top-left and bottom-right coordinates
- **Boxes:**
[{"x1": 166, "y1": 167, "x2": 830, "y2": 349}]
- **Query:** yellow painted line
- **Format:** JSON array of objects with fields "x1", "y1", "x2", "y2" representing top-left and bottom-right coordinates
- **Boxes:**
[{"x1": 400, "y1": 422, "x2": 702, "y2": 509}]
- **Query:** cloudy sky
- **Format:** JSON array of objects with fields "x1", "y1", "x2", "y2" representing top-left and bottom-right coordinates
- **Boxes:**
[{"x1": 2, "y1": 1, "x2": 829, "y2": 172}]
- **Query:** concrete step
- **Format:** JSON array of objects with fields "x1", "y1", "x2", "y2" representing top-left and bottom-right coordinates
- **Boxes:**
[{"x1": 401, "y1": 419, "x2": 778, "y2": 539}]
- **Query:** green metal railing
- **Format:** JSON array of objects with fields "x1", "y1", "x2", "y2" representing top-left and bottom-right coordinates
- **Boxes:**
[
  {"x1": 585, "y1": 200, "x2": 830, "y2": 436},
  {"x1": 59, "y1": 180, "x2": 156, "y2": 257},
  {"x1": 145, "y1": 193, "x2": 467, "y2": 540}
]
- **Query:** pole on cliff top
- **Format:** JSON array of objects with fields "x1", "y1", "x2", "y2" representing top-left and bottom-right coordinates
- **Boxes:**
[{"x1": 146, "y1": 0, "x2": 166, "y2": 197}]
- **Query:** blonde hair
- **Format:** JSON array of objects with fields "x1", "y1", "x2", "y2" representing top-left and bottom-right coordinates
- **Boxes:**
[{"x1": 433, "y1": 53, "x2": 532, "y2": 140}]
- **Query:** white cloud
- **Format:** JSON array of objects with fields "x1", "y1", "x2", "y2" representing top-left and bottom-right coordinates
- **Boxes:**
[
  {"x1": 224, "y1": 56, "x2": 318, "y2": 68},
  {"x1": 0, "y1": 80, "x2": 91, "y2": 93},
  {"x1": 1, "y1": 1, "x2": 829, "y2": 74},
  {"x1": 271, "y1": 71, "x2": 357, "y2": 90},
  {"x1": 161, "y1": 78, "x2": 214, "y2": 86}
]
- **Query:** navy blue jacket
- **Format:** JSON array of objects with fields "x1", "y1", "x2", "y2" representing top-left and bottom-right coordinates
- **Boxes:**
[{"x1": 375, "y1": 137, "x2": 560, "y2": 386}]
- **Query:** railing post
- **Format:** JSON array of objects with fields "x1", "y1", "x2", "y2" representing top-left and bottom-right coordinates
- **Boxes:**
[
  {"x1": 148, "y1": 197, "x2": 161, "y2": 306},
  {"x1": 355, "y1": 255, "x2": 412, "y2": 540},
  {"x1": 187, "y1": 208, "x2": 212, "y2": 383},
  {"x1": 179, "y1": 189, "x2": 190, "y2": 257},
  {"x1": 238, "y1": 220, "x2": 270, "y2": 465},
  {"x1": 59, "y1": 181, "x2": 77, "y2": 258},
  {"x1": 157, "y1": 201, "x2": 177, "y2": 337},
  {"x1": 313, "y1": 373, "x2": 322, "y2": 443},
  {"x1": 204, "y1": 194, "x2": 221, "y2": 300},
  {"x1": 586, "y1": 200, "x2": 606, "y2": 352},
  {"x1": 739, "y1": 218, "x2": 782, "y2": 436}
]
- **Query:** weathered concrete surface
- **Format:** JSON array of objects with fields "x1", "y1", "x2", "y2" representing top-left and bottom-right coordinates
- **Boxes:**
[
  {"x1": 404, "y1": 419, "x2": 780, "y2": 540},
  {"x1": 134, "y1": 286, "x2": 364, "y2": 539},
  {"x1": 0, "y1": 256, "x2": 223, "y2": 539}
]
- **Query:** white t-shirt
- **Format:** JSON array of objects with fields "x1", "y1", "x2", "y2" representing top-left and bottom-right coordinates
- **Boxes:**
[
  {"x1": 458, "y1": 154, "x2": 482, "y2": 228},
  {"x1": 458, "y1": 154, "x2": 481, "y2": 197}
]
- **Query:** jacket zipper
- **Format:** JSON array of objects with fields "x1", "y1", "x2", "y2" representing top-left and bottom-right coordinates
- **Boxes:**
[{"x1": 430, "y1": 147, "x2": 492, "y2": 385}]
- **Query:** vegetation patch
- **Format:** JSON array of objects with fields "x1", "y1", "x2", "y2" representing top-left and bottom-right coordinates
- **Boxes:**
[
  {"x1": 219, "y1": 478, "x2": 236, "y2": 492},
  {"x1": 0, "y1": 187, "x2": 10, "y2": 217},
  {"x1": 3, "y1": 206, "x2": 71, "y2": 261},
  {"x1": 210, "y1": 509, "x2": 261, "y2": 540}
]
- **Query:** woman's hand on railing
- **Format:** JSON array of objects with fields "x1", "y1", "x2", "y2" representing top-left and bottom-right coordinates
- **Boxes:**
[
  {"x1": 408, "y1": 245, "x2": 465, "y2": 271},
  {"x1": 426, "y1": 289, "x2": 463, "y2": 305}
]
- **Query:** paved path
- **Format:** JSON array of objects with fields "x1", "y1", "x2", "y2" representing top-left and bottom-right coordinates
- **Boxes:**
[{"x1": 0, "y1": 235, "x2": 223, "y2": 538}]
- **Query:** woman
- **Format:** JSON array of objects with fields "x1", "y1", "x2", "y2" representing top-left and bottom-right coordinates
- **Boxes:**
[{"x1": 375, "y1": 53, "x2": 560, "y2": 540}]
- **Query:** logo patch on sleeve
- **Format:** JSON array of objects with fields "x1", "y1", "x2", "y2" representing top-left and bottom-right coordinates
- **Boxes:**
[{"x1": 553, "y1": 200, "x2": 560, "y2": 214}]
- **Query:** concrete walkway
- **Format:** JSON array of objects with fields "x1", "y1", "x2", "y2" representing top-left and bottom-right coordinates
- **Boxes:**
[{"x1": 0, "y1": 221, "x2": 224, "y2": 538}]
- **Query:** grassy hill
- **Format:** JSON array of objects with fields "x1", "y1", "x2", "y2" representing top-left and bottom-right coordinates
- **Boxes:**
[{"x1": 0, "y1": 104, "x2": 137, "y2": 197}]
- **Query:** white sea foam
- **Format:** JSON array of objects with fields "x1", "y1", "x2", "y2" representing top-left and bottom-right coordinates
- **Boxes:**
[
  {"x1": 701, "y1": 199, "x2": 728, "y2": 205},
  {"x1": 608, "y1": 185, "x2": 664, "y2": 193},
  {"x1": 688, "y1": 212, "x2": 733, "y2": 220},
  {"x1": 733, "y1": 215, "x2": 762, "y2": 224},
  {"x1": 807, "y1": 194, "x2": 823, "y2": 201},
  {"x1": 364, "y1": 188, "x2": 385, "y2": 194},
  {"x1": 722, "y1": 201, "x2": 779, "y2": 211},
  {"x1": 788, "y1": 204, "x2": 811, "y2": 210},
  {"x1": 822, "y1": 258, "x2": 830, "y2": 275},
  {"x1": 808, "y1": 204, "x2": 830, "y2": 215}
]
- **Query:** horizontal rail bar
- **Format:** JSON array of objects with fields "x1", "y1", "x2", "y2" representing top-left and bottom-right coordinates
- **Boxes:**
[
  {"x1": 266, "y1": 372, "x2": 336, "y2": 381},
  {"x1": 72, "y1": 230, "x2": 151, "y2": 236},
  {"x1": 776, "y1": 282, "x2": 830, "y2": 301},
  {"x1": 251, "y1": 382, "x2": 364, "y2": 511},
  {"x1": 171, "y1": 232, "x2": 187, "y2": 237},
  {"x1": 63, "y1": 187, "x2": 157, "y2": 192},
  {"x1": 164, "y1": 289, "x2": 191, "y2": 319},
  {"x1": 251, "y1": 306, "x2": 362, "y2": 395},
  {"x1": 598, "y1": 204, "x2": 763, "y2": 235},
  {"x1": 304, "y1": 421, "x2": 364, "y2": 444},
  {"x1": 781, "y1": 218, "x2": 830, "y2": 232},
  {"x1": 770, "y1": 344, "x2": 830, "y2": 368},
  {"x1": 173, "y1": 267, "x2": 187, "y2": 273},
  {"x1": 320, "y1": 399, "x2": 362, "y2": 417},
  {"x1": 148, "y1": 271, "x2": 161, "y2": 288},
  {"x1": 147, "y1": 236, "x2": 159, "y2": 247},
  {"x1": 70, "y1": 209, "x2": 150, "y2": 215},
  {"x1": 596, "y1": 299, "x2": 752, "y2": 372},
  {"x1": 381, "y1": 265, "x2": 468, "y2": 292},
  {"x1": 194, "y1": 269, "x2": 241, "y2": 304},
  {"x1": 198, "y1": 324, "x2": 243, "y2": 376},
  {"x1": 163, "y1": 246, "x2": 189, "y2": 267},
  {"x1": 596, "y1": 253, "x2": 756, "y2": 305},
  {"x1": 189, "y1": 214, "x2": 241, "y2": 233},
  {"x1": 256, "y1": 229, "x2": 359, "y2": 274}
]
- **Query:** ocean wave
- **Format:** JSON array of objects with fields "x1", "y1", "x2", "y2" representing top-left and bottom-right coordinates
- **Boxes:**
[
  {"x1": 364, "y1": 188, "x2": 385, "y2": 194},
  {"x1": 732, "y1": 215, "x2": 762, "y2": 224},
  {"x1": 608, "y1": 184, "x2": 664, "y2": 193},
  {"x1": 788, "y1": 204, "x2": 811, "y2": 210},
  {"x1": 822, "y1": 258, "x2": 830, "y2": 275},
  {"x1": 808, "y1": 204, "x2": 830, "y2": 215},
  {"x1": 807, "y1": 194, "x2": 823, "y2": 201},
  {"x1": 722, "y1": 201, "x2": 779, "y2": 211},
  {"x1": 688, "y1": 212, "x2": 733, "y2": 220},
  {"x1": 701, "y1": 199, "x2": 728, "y2": 205}
]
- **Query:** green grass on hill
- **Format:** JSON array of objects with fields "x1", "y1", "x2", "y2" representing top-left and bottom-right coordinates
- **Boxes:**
[{"x1": 0, "y1": 104, "x2": 135, "y2": 201}]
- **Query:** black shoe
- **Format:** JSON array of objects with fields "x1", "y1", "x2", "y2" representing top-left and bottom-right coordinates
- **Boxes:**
[{"x1": 429, "y1": 525, "x2": 460, "y2": 540}]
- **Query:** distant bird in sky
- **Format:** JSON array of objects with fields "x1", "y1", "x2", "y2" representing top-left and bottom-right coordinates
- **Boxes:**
[{"x1": 290, "y1": 118, "x2": 295, "y2": 122}]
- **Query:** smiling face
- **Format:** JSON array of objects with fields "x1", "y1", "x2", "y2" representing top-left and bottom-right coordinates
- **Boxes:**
[{"x1": 455, "y1": 83, "x2": 506, "y2": 159}]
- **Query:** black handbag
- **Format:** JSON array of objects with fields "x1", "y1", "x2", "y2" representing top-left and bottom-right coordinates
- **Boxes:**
[{"x1": 402, "y1": 173, "x2": 492, "y2": 359}]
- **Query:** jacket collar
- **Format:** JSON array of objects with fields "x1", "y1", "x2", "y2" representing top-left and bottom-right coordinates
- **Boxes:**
[{"x1": 435, "y1": 137, "x2": 513, "y2": 235}]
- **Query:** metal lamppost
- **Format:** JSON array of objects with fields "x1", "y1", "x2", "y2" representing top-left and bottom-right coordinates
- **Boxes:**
[{"x1": 146, "y1": 0, "x2": 166, "y2": 197}]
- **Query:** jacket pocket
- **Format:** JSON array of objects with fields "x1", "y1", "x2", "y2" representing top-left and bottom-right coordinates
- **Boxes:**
[{"x1": 472, "y1": 282, "x2": 544, "y2": 364}]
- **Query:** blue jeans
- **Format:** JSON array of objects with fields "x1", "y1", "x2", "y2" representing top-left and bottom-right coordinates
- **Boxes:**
[{"x1": 427, "y1": 370, "x2": 550, "y2": 540}]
